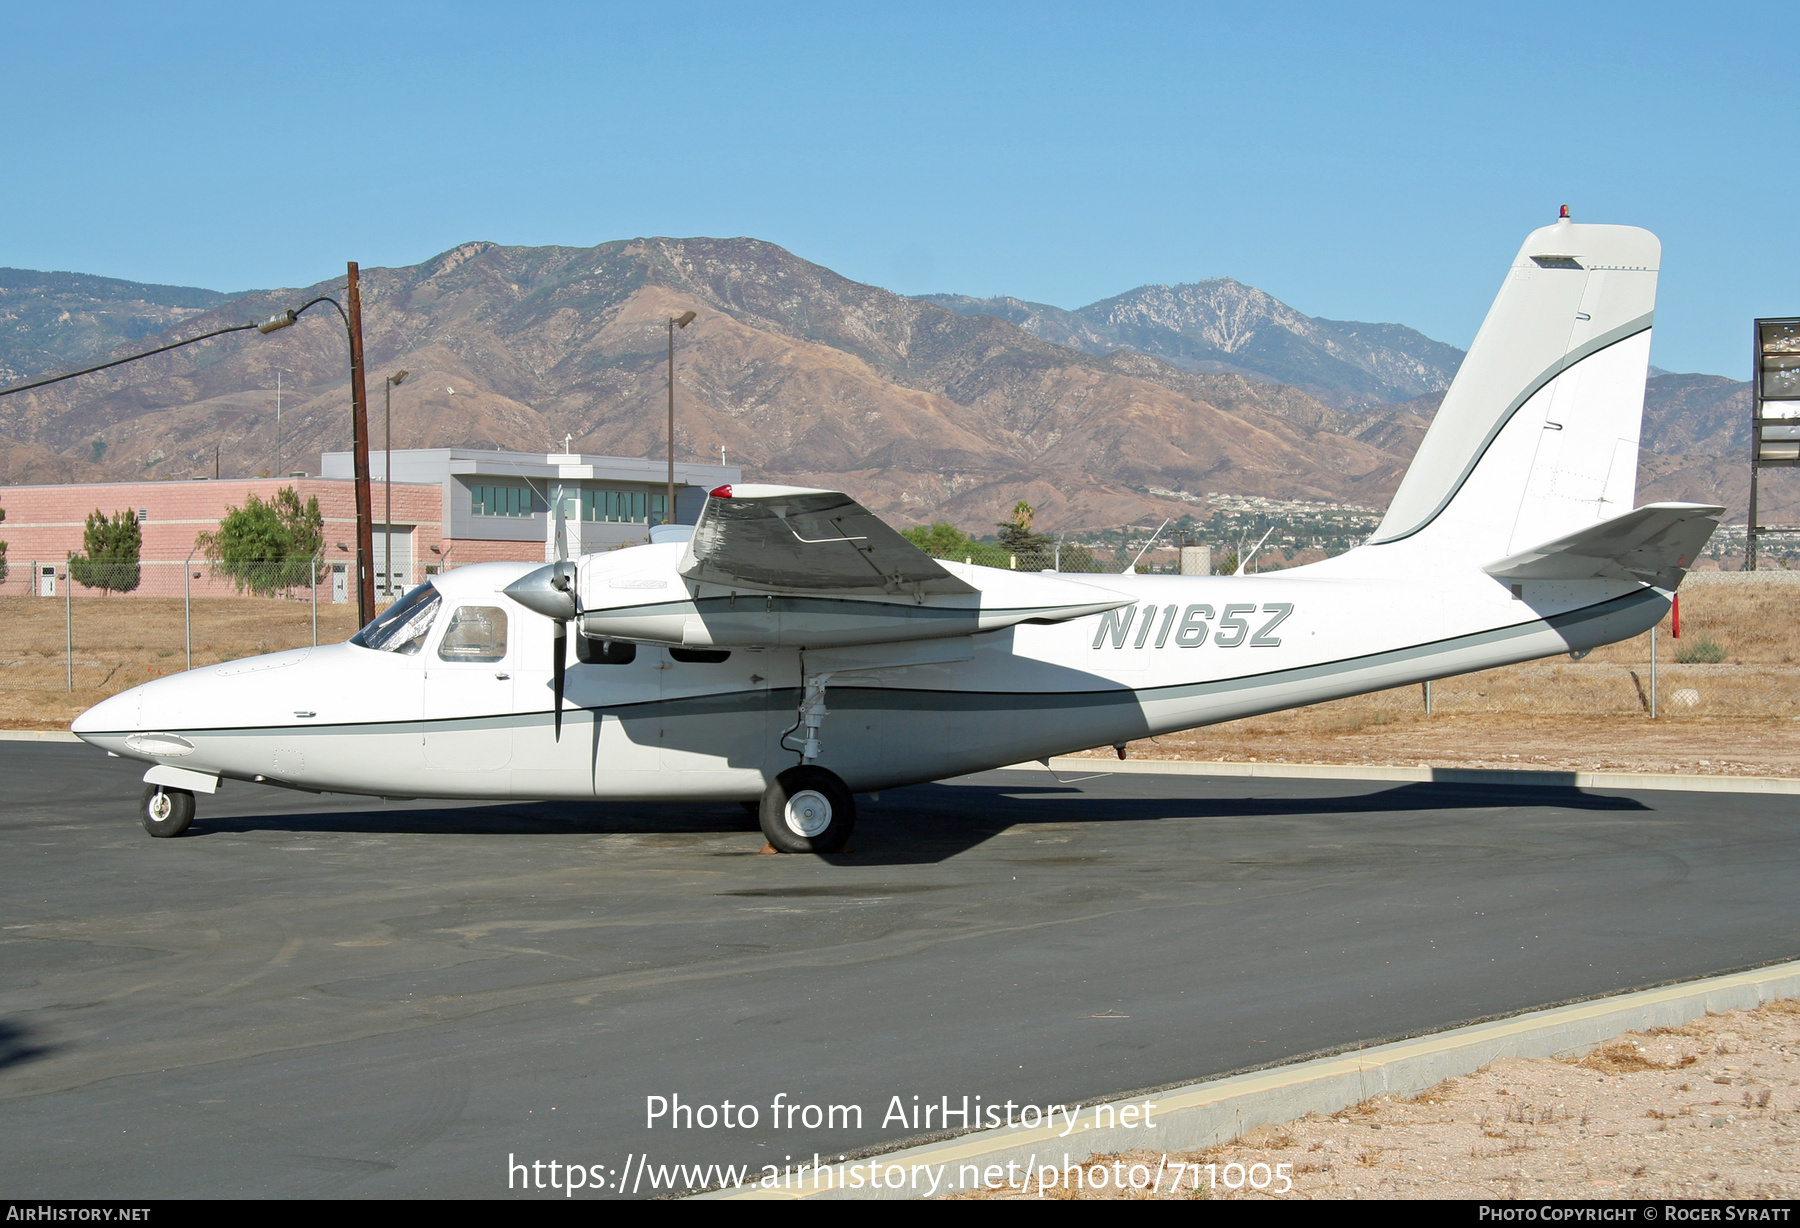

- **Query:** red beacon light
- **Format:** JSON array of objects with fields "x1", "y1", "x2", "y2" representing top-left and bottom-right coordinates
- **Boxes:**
[{"x1": 709, "y1": 484, "x2": 733, "y2": 499}]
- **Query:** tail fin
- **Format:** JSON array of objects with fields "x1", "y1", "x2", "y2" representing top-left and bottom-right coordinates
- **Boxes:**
[{"x1": 1371, "y1": 215, "x2": 1659, "y2": 561}]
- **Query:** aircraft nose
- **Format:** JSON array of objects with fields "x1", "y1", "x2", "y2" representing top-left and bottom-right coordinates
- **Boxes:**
[{"x1": 72, "y1": 686, "x2": 143, "y2": 737}]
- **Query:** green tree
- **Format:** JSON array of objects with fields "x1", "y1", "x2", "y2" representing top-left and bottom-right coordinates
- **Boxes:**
[
  {"x1": 995, "y1": 501, "x2": 1053, "y2": 553},
  {"x1": 68, "y1": 508, "x2": 141, "y2": 594},
  {"x1": 902, "y1": 521, "x2": 975, "y2": 557},
  {"x1": 196, "y1": 487, "x2": 324, "y2": 596},
  {"x1": 0, "y1": 500, "x2": 8, "y2": 586}
]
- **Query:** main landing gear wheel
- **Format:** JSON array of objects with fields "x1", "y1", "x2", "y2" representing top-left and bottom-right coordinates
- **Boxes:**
[
  {"x1": 140, "y1": 785, "x2": 195, "y2": 838},
  {"x1": 759, "y1": 766, "x2": 855, "y2": 854}
]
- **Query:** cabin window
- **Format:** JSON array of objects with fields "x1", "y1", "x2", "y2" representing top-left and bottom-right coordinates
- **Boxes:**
[
  {"x1": 576, "y1": 636, "x2": 637, "y2": 665},
  {"x1": 669, "y1": 648, "x2": 731, "y2": 664},
  {"x1": 438, "y1": 605, "x2": 509, "y2": 663},
  {"x1": 350, "y1": 583, "x2": 441, "y2": 654}
]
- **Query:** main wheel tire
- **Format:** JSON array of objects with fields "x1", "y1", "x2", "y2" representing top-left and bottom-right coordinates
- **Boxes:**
[
  {"x1": 759, "y1": 766, "x2": 855, "y2": 854},
  {"x1": 141, "y1": 785, "x2": 195, "y2": 838}
]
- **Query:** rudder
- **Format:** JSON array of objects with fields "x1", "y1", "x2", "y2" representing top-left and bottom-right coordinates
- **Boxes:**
[{"x1": 1370, "y1": 213, "x2": 1659, "y2": 563}]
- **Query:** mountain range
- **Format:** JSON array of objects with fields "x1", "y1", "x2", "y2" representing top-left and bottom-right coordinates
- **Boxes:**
[
  {"x1": 918, "y1": 280, "x2": 1466, "y2": 407},
  {"x1": 0, "y1": 242, "x2": 1764, "y2": 532}
]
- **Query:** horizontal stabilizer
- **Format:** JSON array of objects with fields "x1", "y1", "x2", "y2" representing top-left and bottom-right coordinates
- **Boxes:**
[
  {"x1": 1482, "y1": 502, "x2": 1725, "y2": 590},
  {"x1": 681, "y1": 485, "x2": 976, "y2": 596}
]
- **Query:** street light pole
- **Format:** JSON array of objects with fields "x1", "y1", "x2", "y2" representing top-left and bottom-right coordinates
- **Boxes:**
[
  {"x1": 274, "y1": 369, "x2": 284, "y2": 477},
  {"x1": 383, "y1": 369, "x2": 409, "y2": 602},
  {"x1": 0, "y1": 276, "x2": 383, "y2": 620},
  {"x1": 666, "y1": 311, "x2": 696, "y2": 527}
]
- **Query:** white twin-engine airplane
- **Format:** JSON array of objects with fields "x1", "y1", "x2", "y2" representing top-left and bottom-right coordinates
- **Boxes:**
[{"x1": 75, "y1": 215, "x2": 1723, "y2": 853}]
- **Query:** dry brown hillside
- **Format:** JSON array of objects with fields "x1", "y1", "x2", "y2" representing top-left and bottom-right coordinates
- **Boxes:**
[
  {"x1": 0, "y1": 238, "x2": 1765, "y2": 530},
  {"x1": 0, "y1": 239, "x2": 1414, "y2": 531}
]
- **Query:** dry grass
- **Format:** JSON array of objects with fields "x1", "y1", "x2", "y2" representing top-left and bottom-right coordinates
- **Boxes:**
[
  {"x1": 948, "y1": 999, "x2": 1800, "y2": 1200},
  {"x1": 4, "y1": 580, "x2": 1799, "y2": 778},
  {"x1": 1077, "y1": 579, "x2": 1800, "y2": 776},
  {"x1": 1577, "y1": 1043, "x2": 1698, "y2": 1076},
  {"x1": 0, "y1": 595, "x2": 363, "y2": 728}
]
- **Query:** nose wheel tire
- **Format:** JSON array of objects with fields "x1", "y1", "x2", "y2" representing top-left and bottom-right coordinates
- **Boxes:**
[
  {"x1": 759, "y1": 766, "x2": 855, "y2": 854},
  {"x1": 141, "y1": 785, "x2": 195, "y2": 838}
]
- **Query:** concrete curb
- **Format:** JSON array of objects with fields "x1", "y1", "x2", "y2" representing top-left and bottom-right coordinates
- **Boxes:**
[
  {"x1": 694, "y1": 958, "x2": 1800, "y2": 1200},
  {"x1": 0, "y1": 730, "x2": 81, "y2": 743},
  {"x1": 995, "y1": 756, "x2": 1800, "y2": 795}
]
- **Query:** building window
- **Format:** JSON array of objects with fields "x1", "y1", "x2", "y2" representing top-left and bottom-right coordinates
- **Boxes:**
[
  {"x1": 580, "y1": 487, "x2": 668, "y2": 525},
  {"x1": 471, "y1": 484, "x2": 534, "y2": 517}
]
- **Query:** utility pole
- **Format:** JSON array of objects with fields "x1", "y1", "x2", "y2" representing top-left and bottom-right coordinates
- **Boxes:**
[{"x1": 347, "y1": 263, "x2": 375, "y2": 625}]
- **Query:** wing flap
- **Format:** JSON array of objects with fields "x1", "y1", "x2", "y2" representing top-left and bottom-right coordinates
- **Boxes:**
[
  {"x1": 1483, "y1": 502, "x2": 1725, "y2": 589},
  {"x1": 679, "y1": 485, "x2": 977, "y2": 596}
]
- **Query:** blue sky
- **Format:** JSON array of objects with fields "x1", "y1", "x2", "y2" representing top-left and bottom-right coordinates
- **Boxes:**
[{"x1": 0, "y1": 1, "x2": 1785, "y2": 376}]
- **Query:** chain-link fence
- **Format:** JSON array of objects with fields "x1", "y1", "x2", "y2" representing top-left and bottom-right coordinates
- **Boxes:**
[
  {"x1": 2, "y1": 544, "x2": 1794, "y2": 732},
  {"x1": 912, "y1": 533, "x2": 1800, "y2": 724},
  {"x1": 1310, "y1": 570, "x2": 1800, "y2": 723},
  {"x1": 917, "y1": 519, "x2": 1318, "y2": 576},
  {"x1": 0, "y1": 555, "x2": 392, "y2": 727},
  {"x1": 923, "y1": 534, "x2": 1202, "y2": 575}
]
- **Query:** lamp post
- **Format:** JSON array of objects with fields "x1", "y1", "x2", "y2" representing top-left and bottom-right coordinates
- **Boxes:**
[
  {"x1": 274, "y1": 369, "x2": 283, "y2": 478},
  {"x1": 666, "y1": 311, "x2": 696, "y2": 527},
  {"x1": 256, "y1": 263, "x2": 377, "y2": 624},
  {"x1": 0, "y1": 272, "x2": 380, "y2": 622},
  {"x1": 383, "y1": 369, "x2": 409, "y2": 602}
]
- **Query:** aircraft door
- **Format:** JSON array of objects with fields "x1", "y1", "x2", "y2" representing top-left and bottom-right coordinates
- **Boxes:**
[{"x1": 423, "y1": 603, "x2": 515, "y2": 772}]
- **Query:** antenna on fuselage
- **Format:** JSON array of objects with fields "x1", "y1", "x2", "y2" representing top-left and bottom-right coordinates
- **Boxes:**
[
  {"x1": 1234, "y1": 526, "x2": 1275, "y2": 576},
  {"x1": 1120, "y1": 519, "x2": 1171, "y2": 575}
]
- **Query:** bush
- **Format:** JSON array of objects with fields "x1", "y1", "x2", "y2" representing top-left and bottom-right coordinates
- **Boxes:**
[
  {"x1": 1675, "y1": 634, "x2": 1726, "y2": 664},
  {"x1": 68, "y1": 508, "x2": 141, "y2": 594},
  {"x1": 902, "y1": 522, "x2": 973, "y2": 556},
  {"x1": 196, "y1": 487, "x2": 324, "y2": 596}
]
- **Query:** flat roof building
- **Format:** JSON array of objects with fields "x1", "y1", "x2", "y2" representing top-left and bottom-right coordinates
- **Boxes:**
[
  {"x1": 321, "y1": 448, "x2": 740, "y2": 565},
  {"x1": 1, "y1": 447, "x2": 741, "y2": 601},
  {"x1": 0, "y1": 476, "x2": 441, "y2": 600}
]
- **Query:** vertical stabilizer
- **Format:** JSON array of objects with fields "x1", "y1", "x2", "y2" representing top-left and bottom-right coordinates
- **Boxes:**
[{"x1": 1370, "y1": 215, "x2": 1658, "y2": 561}]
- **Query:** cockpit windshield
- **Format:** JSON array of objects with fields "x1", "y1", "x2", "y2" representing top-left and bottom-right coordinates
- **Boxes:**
[{"x1": 350, "y1": 583, "x2": 443, "y2": 654}]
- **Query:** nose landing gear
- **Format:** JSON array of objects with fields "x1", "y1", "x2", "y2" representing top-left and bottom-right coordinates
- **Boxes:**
[{"x1": 141, "y1": 785, "x2": 195, "y2": 837}]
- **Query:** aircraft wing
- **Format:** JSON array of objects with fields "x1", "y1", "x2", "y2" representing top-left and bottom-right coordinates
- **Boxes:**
[
  {"x1": 1483, "y1": 502, "x2": 1726, "y2": 590},
  {"x1": 679, "y1": 485, "x2": 978, "y2": 596}
]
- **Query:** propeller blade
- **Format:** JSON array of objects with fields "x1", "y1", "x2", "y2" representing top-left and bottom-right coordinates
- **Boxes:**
[{"x1": 552, "y1": 619, "x2": 567, "y2": 741}]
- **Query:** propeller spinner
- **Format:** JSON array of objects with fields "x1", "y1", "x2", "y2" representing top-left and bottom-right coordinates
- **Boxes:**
[{"x1": 502, "y1": 497, "x2": 577, "y2": 739}]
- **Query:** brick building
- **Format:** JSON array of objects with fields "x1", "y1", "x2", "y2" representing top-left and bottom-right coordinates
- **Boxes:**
[
  {"x1": 1, "y1": 447, "x2": 740, "y2": 601},
  {"x1": 0, "y1": 477, "x2": 443, "y2": 600}
]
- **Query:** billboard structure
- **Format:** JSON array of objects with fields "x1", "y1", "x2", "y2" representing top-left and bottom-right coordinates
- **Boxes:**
[{"x1": 1747, "y1": 317, "x2": 1800, "y2": 568}]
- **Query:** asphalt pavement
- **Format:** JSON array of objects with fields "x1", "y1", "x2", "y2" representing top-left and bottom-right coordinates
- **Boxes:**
[{"x1": 2, "y1": 742, "x2": 1796, "y2": 1198}]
